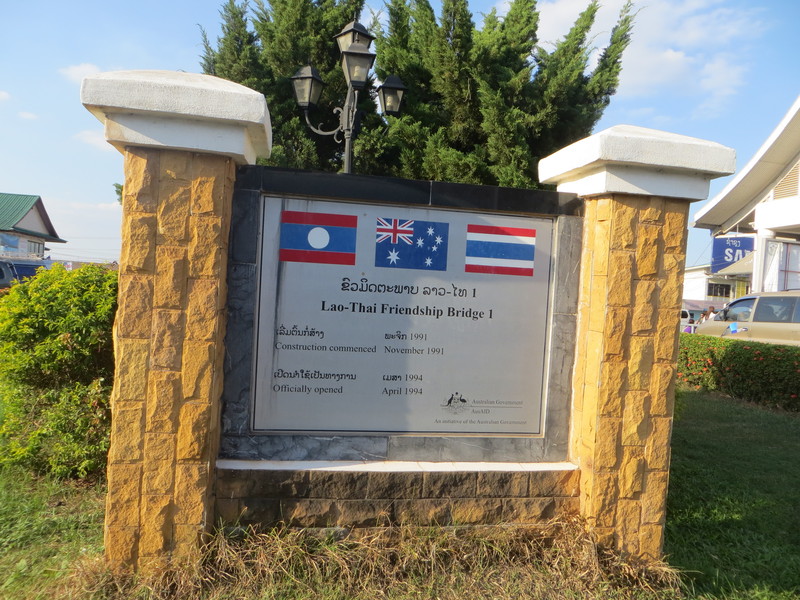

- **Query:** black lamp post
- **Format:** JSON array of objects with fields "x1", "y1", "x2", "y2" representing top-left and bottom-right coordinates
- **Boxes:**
[{"x1": 291, "y1": 21, "x2": 407, "y2": 174}]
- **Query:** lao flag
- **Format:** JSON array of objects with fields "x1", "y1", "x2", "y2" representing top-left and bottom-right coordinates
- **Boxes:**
[
  {"x1": 375, "y1": 218, "x2": 449, "y2": 271},
  {"x1": 279, "y1": 210, "x2": 357, "y2": 265},
  {"x1": 465, "y1": 224, "x2": 536, "y2": 276}
]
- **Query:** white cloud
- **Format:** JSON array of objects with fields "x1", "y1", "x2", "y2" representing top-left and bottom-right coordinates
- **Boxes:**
[
  {"x1": 75, "y1": 129, "x2": 114, "y2": 152},
  {"x1": 535, "y1": 0, "x2": 767, "y2": 120},
  {"x1": 692, "y1": 53, "x2": 748, "y2": 118},
  {"x1": 537, "y1": 0, "x2": 598, "y2": 47},
  {"x1": 59, "y1": 63, "x2": 102, "y2": 84},
  {"x1": 0, "y1": 91, "x2": 9, "y2": 101},
  {"x1": 18, "y1": 111, "x2": 38, "y2": 120},
  {"x1": 678, "y1": 9, "x2": 753, "y2": 48},
  {"x1": 618, "y1": 47, "x2": 695, "y2": 98}
]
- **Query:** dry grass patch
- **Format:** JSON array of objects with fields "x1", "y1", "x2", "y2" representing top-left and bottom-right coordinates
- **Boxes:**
[{"x1": 65, "y1": 519, "x2": 682, "y2": 600}]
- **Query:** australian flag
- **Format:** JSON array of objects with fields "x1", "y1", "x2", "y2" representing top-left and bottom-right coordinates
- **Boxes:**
[{"x1": 375, "y1": 217, "x2": 449, "y2": 271}]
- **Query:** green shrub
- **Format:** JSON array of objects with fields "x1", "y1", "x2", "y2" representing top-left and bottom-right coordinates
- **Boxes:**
[
  {"x1": 0, "y1": 263, "x2": 116, "y2": 388},
  {"x1": 678, "y1": 333, "x2": 800, "y2": 411},
  {"x1": 0, "y1": 379, "x2": 111, "y2": 478},
  {"x1": 0, "y1": 264, "x2": 117, "y2": 478}
]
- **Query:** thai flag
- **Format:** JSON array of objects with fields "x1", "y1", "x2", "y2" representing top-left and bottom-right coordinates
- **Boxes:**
[
  {"x1": 279, "y1": 210, "x2": 357, "y2": 265},
  {"x1": 465, "y1": 224, "x2": 536, "y2": 276}
]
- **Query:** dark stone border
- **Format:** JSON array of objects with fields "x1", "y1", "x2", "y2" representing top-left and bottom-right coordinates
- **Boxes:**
[
  {"x1": 235, "y1": 166, "x2": 582, "y2": 216},
  {"x1": 215, "y1": 467, "x2": 580, "y2": 527}
]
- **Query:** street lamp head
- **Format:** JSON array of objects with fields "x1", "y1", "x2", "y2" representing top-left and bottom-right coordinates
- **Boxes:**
[
  {"x1": 291, "y1": 65, "x2": 325, "y2": 109},
  {"x1": 377, "y1": 74, "x2": 407, "y2": 116},
  {"x1": 334, "y1": 21, "x2": 376, "y2": 53},
  {"x1": 291, "y1": 22, "x2": 410, "y2": 174},
  {"x1": 341, "y1": 41, "x2": 376, "y2": 91}
]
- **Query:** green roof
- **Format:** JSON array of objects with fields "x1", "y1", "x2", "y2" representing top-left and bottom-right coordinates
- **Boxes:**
[
  {"x1": 0, "y1": 193, "x2": 40, "y2": 230},
  {"x1": 0, "y1": 193, "x2": 66, "y2": 243}
]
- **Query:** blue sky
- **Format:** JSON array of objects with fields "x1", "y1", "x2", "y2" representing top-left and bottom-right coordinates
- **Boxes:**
[{"x1": 1, "y1": 0, "x2": 799, "y2": 265}]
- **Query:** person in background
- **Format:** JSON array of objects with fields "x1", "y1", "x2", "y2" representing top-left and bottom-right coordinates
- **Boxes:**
[
  {"x1": 699, "y1": 311, "x2": 708, "y2": 323},
  {"x1": 683, "y1": 318, "x2": 695, "y2": 333},
  {"x1": 708, "y1": 306, "x2": 717, "y2": 320}
]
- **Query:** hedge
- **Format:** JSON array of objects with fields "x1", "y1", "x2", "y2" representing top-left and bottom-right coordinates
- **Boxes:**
[{"x1": 677, "y1": 333, "x2": 800, "y2": 411}]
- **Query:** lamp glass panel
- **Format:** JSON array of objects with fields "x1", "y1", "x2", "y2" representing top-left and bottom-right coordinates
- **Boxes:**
[
  {"x1": 309, "y1": 77, "x2": 324, "y2": 106},
  {"x1": 336, "y1": 33, "x2": 352, "y2": 53},
  {"x1": 292, "y1": 77, "x2": 312, "y2": 106},
  {"x1": 379, "y1": 88, "x2": 401, "y2": 114}
]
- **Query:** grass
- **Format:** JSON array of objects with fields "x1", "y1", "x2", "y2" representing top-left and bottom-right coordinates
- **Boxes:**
[
  {"x1": 1, "y1": 390, "x2": 799, "y2": 599},
  {"x1": 71, "y1": 521, "x2": 681, "y2": 600},
  {"x1": 0, "y1": 466, "x2": 104, "y2": 599},
  {"x1": 666, "y1": 390, "x2": 800, "y2": 599}
]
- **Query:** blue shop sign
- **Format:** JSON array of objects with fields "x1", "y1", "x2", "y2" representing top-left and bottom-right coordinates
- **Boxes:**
[{"x1": 711, "y1": 236, "x2": 754, "y2": 273}]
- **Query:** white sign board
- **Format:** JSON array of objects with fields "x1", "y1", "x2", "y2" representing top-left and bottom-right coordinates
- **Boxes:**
[{"x1": 253, "y1": 198, "x2": 553, "y2": 435}]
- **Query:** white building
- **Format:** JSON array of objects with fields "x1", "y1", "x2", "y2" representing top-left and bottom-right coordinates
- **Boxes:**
[
  {"x1": 682, "y1": 263, "x2": 750, "y2": 318},
  {"x1": 693, "y1": 95, "x2": 800, "y2": 292},
  {"x1": 0, "y1": 192, "x2": 66, "y2": 260}
]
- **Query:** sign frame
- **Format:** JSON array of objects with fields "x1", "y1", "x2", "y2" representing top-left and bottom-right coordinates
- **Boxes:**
[{"x1": 251, "y1": 196, "x2": 557, "y2": 438}]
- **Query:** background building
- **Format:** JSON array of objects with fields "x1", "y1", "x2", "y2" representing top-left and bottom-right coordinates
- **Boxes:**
[
  {"x1": 0, "y1": 193, "x2": 66, "y2": 260},
  {"x1": 693, "y1": 95, "x2": 800, "y2": 293},
  {"x1": 0, "y1": 193, "x2": 67, "y2": 287}
]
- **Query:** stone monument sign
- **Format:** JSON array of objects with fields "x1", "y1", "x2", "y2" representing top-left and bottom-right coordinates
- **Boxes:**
[{"x1": 81, "y1": 70, "x2": 736, "y2": 571}]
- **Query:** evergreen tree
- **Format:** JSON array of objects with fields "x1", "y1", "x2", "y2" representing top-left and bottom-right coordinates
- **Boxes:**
[
  {"x1": 528, "y1": 1, "x2": 634, "y2": 156},
  {"x1": 202, "y1": 0, "x2": 366, "y2": 169},
  {"x1": 201, "y1": 0, "x2": 634, "y2": 186},
  {"x1": 201, "y1": 0, "x2": 265, "y2": 91}
]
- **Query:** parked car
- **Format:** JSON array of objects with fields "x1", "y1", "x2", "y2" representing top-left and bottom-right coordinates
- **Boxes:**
[
  {"x1": 0, "y1": 260, "x2": 51, "y2": 289},
  {"x1": 694, "y1": 291, "x2": 800, "y2": 346},
  {"x1": 680, "y1": 308, "x2": 698, "y2": 332},
  {"x1": 0, "y1": 260, "x2": 19, "y2": 289}
]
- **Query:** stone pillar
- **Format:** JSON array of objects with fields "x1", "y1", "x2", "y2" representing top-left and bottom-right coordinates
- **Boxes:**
[
  {"x1": 539, "y1": 125, "x2": 735, "y2": 559},
  {"x1": 81, "y1": 70, "x2": 271, "y2": 570}
]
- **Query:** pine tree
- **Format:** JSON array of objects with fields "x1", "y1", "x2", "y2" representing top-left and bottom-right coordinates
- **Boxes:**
[
  {"x1": 201, "y1": 0, "x2": 264, "y2": 91},
  {"x1": 200, "y1": 0, "x2": 634, "y2": 186},
  {"x1": 527, "y1": 0, "x2": 634, "y2": 157},
  {"x1": 202, "y1": 0, "x2": 366, "y2": 169}
]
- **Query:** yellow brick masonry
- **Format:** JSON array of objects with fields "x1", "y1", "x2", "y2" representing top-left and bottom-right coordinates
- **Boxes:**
[
  {"x1": 105, "y1": 147, "x2": 235, "y2": 571},
  {"x1": 571, "y1": 194, "x2": 688, "y2": 559}
]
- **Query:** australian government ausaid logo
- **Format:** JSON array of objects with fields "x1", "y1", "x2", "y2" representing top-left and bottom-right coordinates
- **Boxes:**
[
  {"x1": 438, "y1": 392, "x2": 528, "y2": 429},
  {"x1": 441, "y1": 392, "x2": 478, "y2": 415}
]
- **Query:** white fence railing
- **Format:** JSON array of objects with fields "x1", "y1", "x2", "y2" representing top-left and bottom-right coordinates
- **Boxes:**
[{"x1": 0, "y1": 250, "x2": 45, "y2": 261}]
